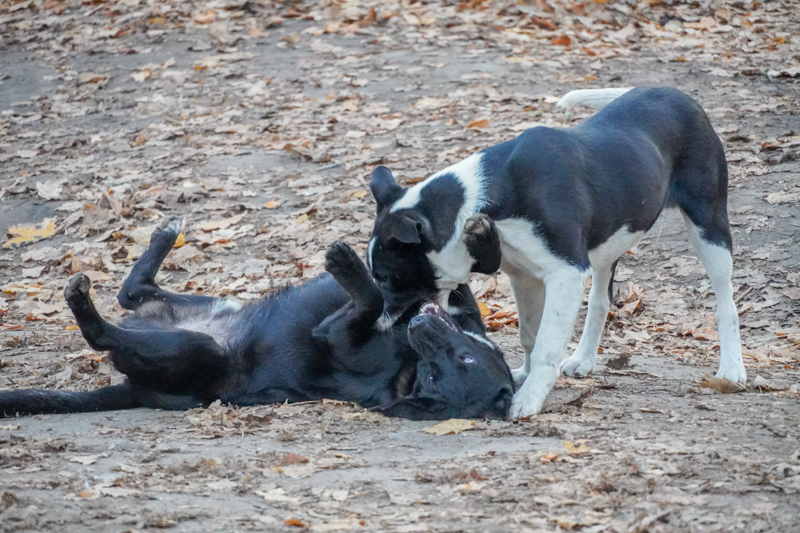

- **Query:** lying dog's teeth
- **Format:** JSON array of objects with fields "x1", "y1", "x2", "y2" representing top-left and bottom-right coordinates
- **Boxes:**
[{"x1": 420, "y1": 303, "x2": 439, "y2": 314}]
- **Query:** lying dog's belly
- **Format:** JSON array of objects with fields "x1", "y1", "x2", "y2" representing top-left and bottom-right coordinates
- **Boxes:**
[{"x1": 171, "y1": 299, "x2": 246, "y2": 350}]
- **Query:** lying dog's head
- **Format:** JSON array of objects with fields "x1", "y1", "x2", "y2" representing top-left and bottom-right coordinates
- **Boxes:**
[
  {"x1": 369, "y1": 165, "x2": 498, "y2": 325},
  {"x1": 375, "y1": 303, "x2": 513, "y2": 420}
]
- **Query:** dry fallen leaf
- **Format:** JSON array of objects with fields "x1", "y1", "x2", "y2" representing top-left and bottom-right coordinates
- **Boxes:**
[
  {"x1": 752, "y1": 375, "x2": 790, "y2": 391},
  {"x1": 477, "y1": 301, "x2": 491, "y2": 317},
  {"x1": 279, "y1": 453, "x2": 309, "y2": 466},
  {"x1": 552, "y1": 35, "x2": 571, "y2": 46},
  {"x1": 196, "y1": 213, "x2": 246, "y2": 232},
  {"x1": 282, "y1": 32, "x2": 301, "y2": 44},
  {"x1": 69, "y1": 454, "x2": 100, "y2": 465},
  {"x1": 193, "y1": 9, "x2": 215, "y2": 24},
  {"x1": 563, "y1": 440, "x2": 592, "y2": 455},
  {"x1": 423, "y1": 419, "x2": 475, "y2": 435},
  {"x1": 131, "y1": 68, "x2": 151, "y2": 82},
  {"x1": 700, "y1": 374, "x2": 746, "y2": 393},
  {"x1": 467, "y1": 118, "x2": 490, "y2": 129},
  {"x1": 285, "y1": 518, "x2": 306, "y2": 527},
  {"x1": 77, "y1": 72, "x2": 108, "y2": 85},
  {"x1": 35, "y1": 180, "x2": 62, "y2": 200},
  {"x1": 3, "y1": 219, "x2": 56, "y2": 249}
]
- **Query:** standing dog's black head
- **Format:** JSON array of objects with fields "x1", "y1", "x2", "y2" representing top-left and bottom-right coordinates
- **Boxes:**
[
  {"x1": 375, "y1": 303, "x2": 514, "y2": 420},
  {"x1": 369, "y1": 165, "x2": 502, "y2": 325},
  {"x1": 369, "y1": 166, "x2": 440, "y2": 324}
]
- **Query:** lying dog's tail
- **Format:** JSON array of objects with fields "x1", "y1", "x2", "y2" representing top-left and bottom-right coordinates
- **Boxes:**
[
  {"x1": 0, "y1": 383, "x2": 137, "y2": 418},
  {"x1": 556, "y1": 88, "x2": 632, "y2": 109}
]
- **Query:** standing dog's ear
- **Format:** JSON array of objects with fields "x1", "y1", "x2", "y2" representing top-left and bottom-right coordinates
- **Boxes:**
[
  {"x1": 389, "y1": 215, "x2": 431, "y2": 245},
  {"x1": 370, "y1": 166, "x2": 403, "y2": 211}
]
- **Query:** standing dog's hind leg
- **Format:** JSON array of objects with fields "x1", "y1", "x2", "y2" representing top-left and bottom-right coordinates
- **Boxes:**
[
  {"x1": 510, "y1": 266, "x2": 588, "y2": 418},
  {"x1": 561, "y1": 261, "x2": 615, "y2": 377},
  {"x1": 683, "y1": 214, "x2": 745, "y2": 382}
]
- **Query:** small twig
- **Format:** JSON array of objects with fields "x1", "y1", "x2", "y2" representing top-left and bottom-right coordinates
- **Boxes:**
[
  {"x1": 316, "y1": 161, "x2": 343, "y2": 172},
  {"x1": 734, "y1": 286, "x2": 754, "y2": 304}
]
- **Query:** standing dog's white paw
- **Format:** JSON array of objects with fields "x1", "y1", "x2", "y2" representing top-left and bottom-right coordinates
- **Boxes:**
[
  {"x1": 510, "y1": 365, "x2": 529, "y2": 388},
  {"x1": 560, "y1": 353, "x2": 595, "y2": 377},
  {"x1": 509, "y1": 385, "x2": 546, "y2": 419},
  {"x1": 715, "y1": 361, "x2": 747, "y2": 383}
]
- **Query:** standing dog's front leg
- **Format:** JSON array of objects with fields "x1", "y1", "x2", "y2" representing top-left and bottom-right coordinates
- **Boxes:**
[{"x1": 510, "y1": 266, "x2": 588, "y2": 418}]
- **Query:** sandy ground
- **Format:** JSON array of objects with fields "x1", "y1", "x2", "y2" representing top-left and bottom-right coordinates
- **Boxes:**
[{"x1": 1, "y1": 0, "x2": 799, "y2": 531}]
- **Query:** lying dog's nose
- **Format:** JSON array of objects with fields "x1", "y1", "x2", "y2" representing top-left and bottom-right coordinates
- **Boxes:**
[{"x1": 409, "y1": 314, "x2": 441, "y2": 332}]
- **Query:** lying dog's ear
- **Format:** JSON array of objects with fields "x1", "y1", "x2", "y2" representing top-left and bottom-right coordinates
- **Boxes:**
[
  {"x1": 371, "y1": 397, "x2": 453, "y2": 421},
  {"x1": 370, "y1": 166, "x2": 403, "y2": 211}
]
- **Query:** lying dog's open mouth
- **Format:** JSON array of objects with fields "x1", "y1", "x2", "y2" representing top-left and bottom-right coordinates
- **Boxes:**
[{"x1": 416, "y1": 303, "x2": 460, "y2": 332}]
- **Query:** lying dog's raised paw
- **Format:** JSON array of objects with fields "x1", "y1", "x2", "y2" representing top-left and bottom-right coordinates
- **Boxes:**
[
  {"x1": 64, "y1": 273, "x2": 91, "y2": 301},
  {"x1": 158, "y1": 215, "x2": 183, "y2": 236},
  {"x1": 325, "y1": 241, "x2": 361, "y2": 278}
]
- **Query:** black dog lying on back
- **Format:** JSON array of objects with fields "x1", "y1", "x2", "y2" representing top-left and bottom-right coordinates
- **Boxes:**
[{"x1": 0, "y1": 217, "x2": 513, "y2": 420}]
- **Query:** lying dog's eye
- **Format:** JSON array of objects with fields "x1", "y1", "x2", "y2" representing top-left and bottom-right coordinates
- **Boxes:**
[
  {"x1": 459, "y1": 356, "x2": 475, "y2": 364},
  {"x1": 427, "y1": 373, "x2": 435, "y2": 383}
]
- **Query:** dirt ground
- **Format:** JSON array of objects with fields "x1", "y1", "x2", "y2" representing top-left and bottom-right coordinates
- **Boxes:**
[{"x1": 1, "y1": 0, "x2": 799, "y2": 531}]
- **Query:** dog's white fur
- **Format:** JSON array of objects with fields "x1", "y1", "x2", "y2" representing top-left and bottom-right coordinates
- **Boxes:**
[
  {"x1": 556, "y1": 88, "x2": 633, "y2": 109},
  {"x1": 392, "y1": 153, "x2": 490, "y2": 292},
  {"x1": 683, "y1": 213, "x2": 746, "y2": 382},
  {"x1": 378, "y1": 89, "x2": 745, "y2": 417}
]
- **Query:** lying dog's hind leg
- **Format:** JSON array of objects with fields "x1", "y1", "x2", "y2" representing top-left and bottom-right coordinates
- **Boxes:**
[
  {"x1": 561, "y1": 261, "x2": 616, "y2": 377},
  {"x1": 67, "y1": 274, "x2": 227, "y2": 393},
  {"x1": 314, "y1": 242, "x2": 384, "y2": 346},
  {"x1": 118, "y1": 216, "x2": 218, "y2": 311}
]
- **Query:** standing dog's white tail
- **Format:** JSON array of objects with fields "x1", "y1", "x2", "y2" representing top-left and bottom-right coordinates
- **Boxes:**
[{"x1": 556, "y1": 88, "x2": 632, "y2": 109}]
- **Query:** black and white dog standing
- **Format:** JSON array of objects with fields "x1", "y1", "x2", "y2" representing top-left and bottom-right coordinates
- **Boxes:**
[{"x1": 366, "y1": 87, "x2": 745, "y2": 418}]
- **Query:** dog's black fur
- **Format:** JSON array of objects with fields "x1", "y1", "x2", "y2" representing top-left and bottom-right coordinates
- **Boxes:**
[
  {"x1": 0, "y1": 218, "x2": 513, "y2": 420},
  {"x1": 365, "y1": 86, "x2": 744, "y2": 417},
  {"x1": 368, "y1": 87, "x2": 732, "y2": 313}
]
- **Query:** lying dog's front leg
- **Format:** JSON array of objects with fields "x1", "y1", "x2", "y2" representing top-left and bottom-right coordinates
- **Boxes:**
[
  {"x1": 314, "y1": 242, "x2": 384, "y2": 347},
  {"x1": 510, "y1": 266, "x2": 588, "y2": 418}
]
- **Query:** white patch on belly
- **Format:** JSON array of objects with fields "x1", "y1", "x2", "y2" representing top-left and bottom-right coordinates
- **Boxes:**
[
  {"x1": 495, "y1": 218, "x2": 570, "y2": 280},
  {"x1": 587, "y1": 226, "x2": 645, "y2": 268},
  {"x1": 175, "y1": 298, "x2": 244, "y2": 349},
  {"x1": 212, "y1": 298, "x2": 243, "y2": 314}
]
